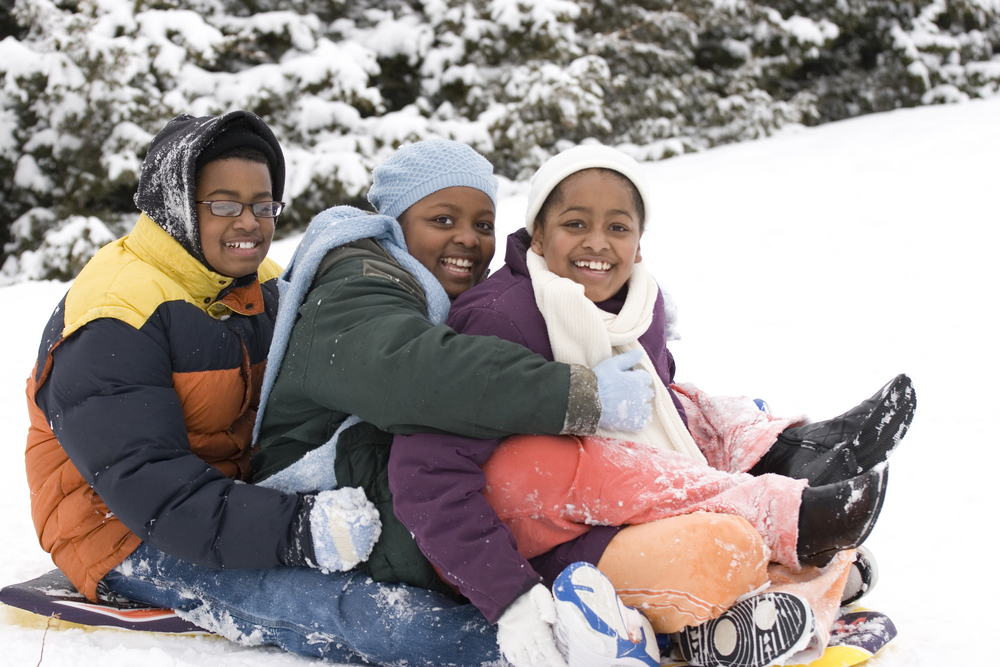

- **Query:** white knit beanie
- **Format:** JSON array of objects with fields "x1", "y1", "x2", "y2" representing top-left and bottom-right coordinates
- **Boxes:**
[
  {"x1": 368, "y1": 139, "x2": 499, "y2": 220},
  {"x1": 524, "y1": 145, "x2": 651, "y2": 235}
]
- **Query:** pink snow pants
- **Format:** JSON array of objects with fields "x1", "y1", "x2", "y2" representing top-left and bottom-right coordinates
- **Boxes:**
[
  {"x1": 481, "y1": 434, "x2": 807, "y2": 567},
  {"x1": 482, "y1": 434, "x2": 851, "y2": 641},
  {"x1": 670, "y1": 382, "x2": 807, "y2": 474}
]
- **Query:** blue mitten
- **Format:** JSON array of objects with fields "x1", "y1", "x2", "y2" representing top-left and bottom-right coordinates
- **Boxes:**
[
  {"x1": 309, "y1": 487, "x2": 382, "y2": 571},
  {"x1": 593, "y1": 349, "x2": 653, "y2": 432}
]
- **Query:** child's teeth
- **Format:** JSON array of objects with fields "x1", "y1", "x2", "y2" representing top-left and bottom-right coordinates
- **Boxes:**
[
  {"x1": 575, "y1": 260, "x2": 611, "y2": 271},
  {"x1": 228, "y1": 241, "x2": 257, "y2": 249},
  {"x1": 444, "y1": 258, "x2": 473, "y2": 269}
]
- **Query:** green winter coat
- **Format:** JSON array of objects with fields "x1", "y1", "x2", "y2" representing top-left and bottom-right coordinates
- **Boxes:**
[{"x1": 253, "y1": 238, "x2": 600, "y2": 594}]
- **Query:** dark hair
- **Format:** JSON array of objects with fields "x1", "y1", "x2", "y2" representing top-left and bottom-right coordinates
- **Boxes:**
[
  {"x1": 197, "y1": 145, "x2": 271, "y2": 170},
  {"x1": 534, "y1": 168, "x2": 645, "y2": 232},
  {"x1": 194, "y1": 116, "x2": 278, "y2": 178}
]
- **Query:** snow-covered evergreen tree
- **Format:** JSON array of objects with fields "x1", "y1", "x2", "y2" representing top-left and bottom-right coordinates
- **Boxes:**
[{"x1": 2, "y1": 0, "x2": 997, "y2": 281}]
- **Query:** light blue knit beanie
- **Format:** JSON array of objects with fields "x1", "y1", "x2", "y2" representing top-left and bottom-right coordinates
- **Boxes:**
[{"x1": 368, "y1": 139, "x2": 499, "y2": 220}]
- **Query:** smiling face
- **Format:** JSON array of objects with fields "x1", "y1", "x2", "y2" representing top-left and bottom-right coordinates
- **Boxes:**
[
  {"x1": 398, "y1": 186, "x2": 496, "y2": 299},
  {"x1": 195, "y1": 158, "x2": 275, "y2": 278},
  {"x1": 530, "y1": 169, "x2": 643, "y2": 303}
]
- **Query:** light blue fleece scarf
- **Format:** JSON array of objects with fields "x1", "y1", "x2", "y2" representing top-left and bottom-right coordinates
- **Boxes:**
[{"x1": 254, "y1": 205, "x2": 450, "y2": 493}]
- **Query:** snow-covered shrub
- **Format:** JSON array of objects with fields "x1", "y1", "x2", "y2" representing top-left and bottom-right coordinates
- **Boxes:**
[
  {"x1": 1, "y1": 0, "x2": 998, "y2": 280},
  {"x1": 754, "y1": 0, "x2": 1000, "y2": 117},
  {"x1": 1, "y1": 209, "x2": 117, "y2": 283}
]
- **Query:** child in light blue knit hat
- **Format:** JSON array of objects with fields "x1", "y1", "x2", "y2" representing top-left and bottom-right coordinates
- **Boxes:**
[
  {"x1": 253, "y1": 137, "x2": 662, "y2": 667},
  {"x1": 368, "y1": 139, "x2": 500, "y2": 299}
]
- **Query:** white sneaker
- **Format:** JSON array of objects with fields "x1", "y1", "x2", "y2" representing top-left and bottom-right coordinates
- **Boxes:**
[
  {"x1": 676, "y1": 592, "x2": 814, "y2": 667},
  {"x1": 842, "y1": 546, "x2": 879, "y2": 606},
  {"x1": 552, "y1": 562, "x2": 660, "y2": 667}
]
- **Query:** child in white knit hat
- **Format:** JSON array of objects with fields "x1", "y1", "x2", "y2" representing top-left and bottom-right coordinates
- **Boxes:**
[{"x1": 391, "y1": 144, "x2": 913, "y2": 667}]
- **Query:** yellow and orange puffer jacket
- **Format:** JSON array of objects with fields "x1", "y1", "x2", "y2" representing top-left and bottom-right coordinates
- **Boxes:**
[{"x1": 25, "y1": 213, "x2": 293, "y2": 601}]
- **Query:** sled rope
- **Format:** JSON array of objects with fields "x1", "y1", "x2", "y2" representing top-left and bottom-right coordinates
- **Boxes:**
[{"x1": 36, "y1": 613, "x2": 59, "y2": 667}]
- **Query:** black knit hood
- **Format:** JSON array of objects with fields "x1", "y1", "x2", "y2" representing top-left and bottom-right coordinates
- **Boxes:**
[{"x1": 134, "y1": 110, "x2": 285, "y2": 265}]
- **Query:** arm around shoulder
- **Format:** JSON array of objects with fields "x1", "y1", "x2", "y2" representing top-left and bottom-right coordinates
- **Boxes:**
[{"x1": 290, "y1": 264, "x2": 601, "y2": 438}]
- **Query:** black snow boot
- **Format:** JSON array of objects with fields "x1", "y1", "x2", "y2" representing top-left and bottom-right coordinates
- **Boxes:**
[
  {"x1": 796, "y1": 464, "x2": 888, "y2": 568},
  {"x1": 750, "y1": 374, "x2": 915, "y2": 486}
]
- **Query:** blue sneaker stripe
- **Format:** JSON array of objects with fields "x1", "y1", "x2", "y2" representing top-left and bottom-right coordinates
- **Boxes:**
[{"x1": 553, "y1": 562, "x2": 660, "y2": 667}]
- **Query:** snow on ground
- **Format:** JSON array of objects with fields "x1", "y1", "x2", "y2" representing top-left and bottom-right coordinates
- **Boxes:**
[{"x1": 2, "y1": 97, "x2": 998, "y2": 665}]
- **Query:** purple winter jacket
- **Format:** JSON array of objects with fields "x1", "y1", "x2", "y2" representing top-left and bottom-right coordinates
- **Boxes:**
[{"x1": 388, "y1": 229, "x2": 686, "y2": 623}]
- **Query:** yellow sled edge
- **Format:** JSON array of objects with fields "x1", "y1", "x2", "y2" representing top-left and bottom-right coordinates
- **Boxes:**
[
  {"x1": 786, "y1": 644, "x2": 876, "y2": 667},
  {"x1": 662, "y1": 643, "x2": 888, "y2": 667}
]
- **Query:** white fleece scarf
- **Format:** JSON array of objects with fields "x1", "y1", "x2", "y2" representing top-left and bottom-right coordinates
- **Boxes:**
[{"x1": 526, "y1": 249, "x2": 706, "y2": 463}]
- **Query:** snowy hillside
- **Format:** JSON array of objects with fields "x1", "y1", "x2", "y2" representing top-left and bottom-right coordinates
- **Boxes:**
[{"x1": 2, "y1": 96, "x2": 997, "y2": 666}]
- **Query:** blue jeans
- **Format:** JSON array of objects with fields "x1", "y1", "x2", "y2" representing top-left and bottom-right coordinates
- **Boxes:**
[{"x1": 104, "y1": 543, "x2": 504, "y2": 665}]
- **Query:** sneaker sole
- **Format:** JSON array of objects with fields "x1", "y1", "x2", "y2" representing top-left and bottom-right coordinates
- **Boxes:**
[{"x1": 676, "y1": 592, "x2": 815, "y2": 667}]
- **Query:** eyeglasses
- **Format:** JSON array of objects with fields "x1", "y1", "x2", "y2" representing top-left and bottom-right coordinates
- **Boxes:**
[{"x1": 196, "y1": 200, "x2": 285, "y2": 218}]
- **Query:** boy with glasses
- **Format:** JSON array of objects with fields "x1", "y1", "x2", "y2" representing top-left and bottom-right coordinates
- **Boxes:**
[{"x1": 22, "y1": 113, "x2": 518, "y2": 664}]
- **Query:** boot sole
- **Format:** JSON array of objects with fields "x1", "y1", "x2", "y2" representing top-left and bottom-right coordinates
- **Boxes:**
[
  {"x1": 852, "y1": 375, "x2": 915, "y2": 471},
  {"x1": 799, "y1": 375, "x2": 914, "y2": 485}
]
